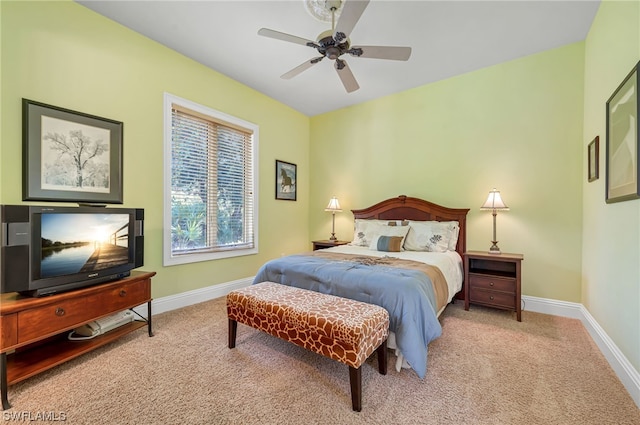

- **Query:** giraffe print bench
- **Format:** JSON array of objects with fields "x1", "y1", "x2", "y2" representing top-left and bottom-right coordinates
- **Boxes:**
[{"x1": 226, "y1": 282, "x2": 389, "y2": 412}]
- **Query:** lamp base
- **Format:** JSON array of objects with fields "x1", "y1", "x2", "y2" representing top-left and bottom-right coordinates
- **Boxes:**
[
  {"x1": 329, "y1": 233, "x2": 337, "y2": 242},
  {"x1": 488, "y1": 241, "x2": 501, "y2": 255}
]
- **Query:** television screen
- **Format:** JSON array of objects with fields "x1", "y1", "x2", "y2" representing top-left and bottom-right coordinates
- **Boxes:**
[{"x1": 40, "y1": 212, "x2": 131, "y2": 279}]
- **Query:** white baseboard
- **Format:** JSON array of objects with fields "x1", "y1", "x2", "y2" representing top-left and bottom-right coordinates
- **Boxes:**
[
  {"x1": 132, "y1": 277, "x2": 252, "y2": 318},
  {"x1": 135, "y1": 284, "x2": 638, "y2": 409},
  {"x1": 523, "y1": 295, "x2": 640, "y2": 408}
]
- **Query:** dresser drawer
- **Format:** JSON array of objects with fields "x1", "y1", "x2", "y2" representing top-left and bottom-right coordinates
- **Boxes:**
[
  {"x1": 1, "y1": 313, "x2": 17, "y2": 351},
  {"x1": 16, "y1": 279, "x2": 151, "y2": 344},
  {"x1": 17, "y1": 295, "x2": 103, "y2": 343},
  {"x1": 468, "y1": 274, "x2": 516, "y2": 293},
  {"x1": 469, "y1": 288, "x2": 515, "y2": 309},
  {"x1": 100, "y1": 279, "x2": 151, "y2": 314}
]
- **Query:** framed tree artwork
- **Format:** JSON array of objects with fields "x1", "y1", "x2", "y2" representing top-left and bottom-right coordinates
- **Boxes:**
[
  {"x1": 605, "y1": 61, "x2": 639, "y2": 203},
  {"x1": 23, "y1": 99, "x2": 123, "y2": 204},
  {"x1": 275, "y1": 159, "x2": 296, "y2": 201}
]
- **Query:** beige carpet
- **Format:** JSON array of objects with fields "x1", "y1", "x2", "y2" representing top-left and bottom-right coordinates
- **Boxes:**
[{"x1": 5, "y1": 297, "x2": 639, "y2": 424}]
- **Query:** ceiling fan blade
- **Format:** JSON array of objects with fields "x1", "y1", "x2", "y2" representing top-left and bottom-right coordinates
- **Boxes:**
[
  {"x1": 350, "y1": 46, "x2": 412, "y2": 61},
  {"x1": 333, "y1": 0, "x2": 370, "y2": 41},
  {"x1": 258, "y1": 28, "x2": 317, "y2": 48},
  {"x1": 281, "y1": 57, "x2": 324, "y2": 79},
  {"x1": 335, "y1": 60, "x2": 360, "y2": 93}
]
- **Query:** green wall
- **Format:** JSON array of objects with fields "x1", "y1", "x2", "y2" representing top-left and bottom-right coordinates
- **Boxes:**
[
  {"x1": 1, "y1": 0, "x2": 638, "y2": 378},
  {"x1": 582, "y1": 0, "x2": 640, "y2": 372},
  {"x1": 310, "y1": 42, "x2": 585, "y2": 303},
  {"x1": 0, "y1": 1, "x2": 310, "y2": 299}
]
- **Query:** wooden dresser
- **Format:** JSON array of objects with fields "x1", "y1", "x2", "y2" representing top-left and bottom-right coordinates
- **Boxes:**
[
  {"x1": 464, "y1": 251, "x2": 523, "y2": 321},
  {"x1": 0, "y1": 271, "x2": 155, "y2": 410}
]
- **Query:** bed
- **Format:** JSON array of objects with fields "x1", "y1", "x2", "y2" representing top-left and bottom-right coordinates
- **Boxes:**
[{"x1": 253, "y1": 195, "x2": 470, "y2": 378}]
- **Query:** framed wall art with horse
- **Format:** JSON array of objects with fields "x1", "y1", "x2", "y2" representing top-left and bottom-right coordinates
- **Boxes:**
[{"x1": 275, "y1": 159, "x2": 297, "y2": 201}]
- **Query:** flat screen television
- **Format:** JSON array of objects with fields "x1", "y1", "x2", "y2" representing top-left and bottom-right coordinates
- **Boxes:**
[{"x1": 1, "y1": 205, "x2": 143, "y2": 297}]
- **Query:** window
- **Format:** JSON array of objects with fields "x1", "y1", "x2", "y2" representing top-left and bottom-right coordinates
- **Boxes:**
[{"x1": 163, "y1": 93, "x2": 258, "y2": 266}]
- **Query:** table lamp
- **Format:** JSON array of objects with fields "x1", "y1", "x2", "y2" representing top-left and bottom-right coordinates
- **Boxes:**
[
  {"x1": 324, "y1": 197, "x2": 342, "y2": 241},
  {"x1": 480, "y1": 188, "x2": 509, "y2": 254}
]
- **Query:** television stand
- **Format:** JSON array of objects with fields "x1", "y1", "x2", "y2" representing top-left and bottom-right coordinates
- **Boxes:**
[{"x1": 0, "y1": 270, "x2": 155, "y2": 410}]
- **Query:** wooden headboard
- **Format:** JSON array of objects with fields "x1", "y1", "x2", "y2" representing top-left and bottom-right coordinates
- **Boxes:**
[{"x1": 351, "y1": 195, "x2": 470, "y2": 260}]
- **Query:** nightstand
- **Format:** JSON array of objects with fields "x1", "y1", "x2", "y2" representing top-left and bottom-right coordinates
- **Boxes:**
[
  {"x1": 312, "y1": 240, "x2": 349, "y2": 250},
  {"x1": 464, "y1": 251, "x2": 524, "y2": 321}
]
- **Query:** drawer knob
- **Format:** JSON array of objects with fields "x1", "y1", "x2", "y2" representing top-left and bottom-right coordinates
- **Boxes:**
[
  {"x1": 489, "y1": 296, "x2": 494, "y2": 301},
  {"x1": 55, "y1": 307, "x2": 65, "y2": 317},
  {"x1": 489, "y1": 282, "x2": 494, "y2": 286},
  {"x1": 119, "y1": 290, "x2": 127, "y2": 297}
]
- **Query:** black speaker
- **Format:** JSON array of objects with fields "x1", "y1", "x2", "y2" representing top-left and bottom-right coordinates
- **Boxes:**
[
  {"x1": 1, "y1": 206, "x2": 31, "y2": 293},
  {"x1": 134, "y1": 208, "x2": 144, "y2": 268},
  {"x1": 1, "y1": 245, "x2": 29, "y2": 293}
]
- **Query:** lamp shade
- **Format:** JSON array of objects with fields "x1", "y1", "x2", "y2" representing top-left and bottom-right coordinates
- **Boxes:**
[
  {"x1": 480, "y1": 188, "x2": 509, "y2": 210},
  {"x1": 324, "y1": 197, "x2": 342, "y2": 212}
]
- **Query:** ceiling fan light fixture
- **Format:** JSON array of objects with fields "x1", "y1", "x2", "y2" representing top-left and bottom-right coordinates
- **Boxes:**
[
  {"x1": 305, "y1": 0, "x2": 343, "y2": 23},
  {"x1": 259, "y1": 0, "x2": 411, "y2": 93}
]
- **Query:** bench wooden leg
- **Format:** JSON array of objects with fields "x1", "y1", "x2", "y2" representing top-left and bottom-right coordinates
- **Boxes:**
[
  {"x1": 377, "y1": 339, "x2": 388, "y2": 375},
  {"x1": 349, "y1": 366, "x2": 362, "y2": 412},
  {"x1": 228, "y1": 319, "x2": 237, "y2": 349}
]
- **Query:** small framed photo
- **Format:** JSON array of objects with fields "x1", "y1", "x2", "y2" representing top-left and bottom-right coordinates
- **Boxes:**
[
  {"x1": 605, "y1": 61, "x2": 639, "y2": 203},
  {"x1": 23, "y1": 99, "x2": 123, "y2": 204},
  {"x1": 275, "y1": 159, "x2": 296, "y2": 201},
  {"x1": 588, "y1": 136, "x2": 599, "y2": 182}
]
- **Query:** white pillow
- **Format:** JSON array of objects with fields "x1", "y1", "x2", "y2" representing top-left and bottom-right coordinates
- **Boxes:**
[
  {"x1": 445, "y1": 221, "x2": 460, "y2": 251},
  {"x1": 349, "y1": 219, "x2": 409, "y2": 247},
  {"x1": 349, "y1": 220, "x2": 386, "y2": 247},
  {"x1": 368, "y1": 225, "x2": 410, "y2": 251},
  {"x1": 405, "y1": 221, "x2": 459, "y2": 252}
]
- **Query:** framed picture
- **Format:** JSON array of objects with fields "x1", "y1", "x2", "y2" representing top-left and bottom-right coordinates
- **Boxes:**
[
  {"x1": 23, "y1": 99, "x2": 123, "y2": 204},
  {"x1": 605, "y1": 61, "x2": 639, "y2": 203},
  {"x1": 588, "y1": 136, "x2": 599, "y2": 182},
  {"x1": 275, "y1": 159, "x2": 297, "y2": 201}
]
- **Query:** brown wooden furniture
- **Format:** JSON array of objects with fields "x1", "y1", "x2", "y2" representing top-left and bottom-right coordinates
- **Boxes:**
[
  {"x1": 464, "y1": 251, "x2": 523, "y2": 321},
  {"x1": 0, "y1": 271, "x2": 155, "y2": 410},
  {"x1": 227, "y1": 282, "x2": 389, "y2": 412},
  {"x1": 311, "y1": 240, "x2": 349, "y2": 250},
  {"x1": 351, "y1": 195, "x2": 470, "y2": 300}
]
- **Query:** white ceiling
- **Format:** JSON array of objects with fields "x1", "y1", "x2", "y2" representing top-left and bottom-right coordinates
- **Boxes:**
[{"x1": 76, "y1": 0, "x2": 600, "y2": 117}]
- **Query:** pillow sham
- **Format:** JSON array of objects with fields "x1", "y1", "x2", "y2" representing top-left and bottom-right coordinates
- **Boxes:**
[
  {"x1": 349, "y1": 220, "x2": 385, "y2": 247},
  {"x1": 349, "y1": 219, "x2": 408, "y2": 246},
  {"x1": 404, "y1": 221, "x2": 459, "y2": 252}
]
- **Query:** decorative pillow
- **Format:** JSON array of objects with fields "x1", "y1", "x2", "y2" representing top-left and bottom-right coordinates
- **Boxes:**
[
  {"x1": 404, "y1": 221, "x2": 459, "y2": 252},
  {"x1": 349, "y1": 219, "x2": 411, "y2": 247},
  {"x1": 445, "y1": 221, "x2": 460, "y2": 251},
  {"x1": 349, "y1": 220, "x2": 386, "y2": 247},
  {"x1": 369, "y1": 235, "x2": 404, "y2": 252},
  {"x1": 368, "y1": 225, "x2": 410, "y2": 251}
]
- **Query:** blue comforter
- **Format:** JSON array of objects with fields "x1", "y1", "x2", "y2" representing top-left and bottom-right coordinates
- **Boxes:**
[{"x1": 253, "y1": 253, "x2": 443, "y2": 378}]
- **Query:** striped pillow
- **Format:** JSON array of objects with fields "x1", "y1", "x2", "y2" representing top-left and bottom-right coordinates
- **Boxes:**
[{"x1": 371, "y1": 235, "x2": 404, "y2": 252}]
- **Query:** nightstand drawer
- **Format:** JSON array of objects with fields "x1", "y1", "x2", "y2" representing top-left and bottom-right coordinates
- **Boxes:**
[
  {"x1": 468, "y1": 274, "x2": 516, "y2": 293},
  {"x1": 469, "y1": 288, "x2": 515, "y2": 309},
  {"x1": 464, "y1": 251, "x2": 523, "y2": 321}
]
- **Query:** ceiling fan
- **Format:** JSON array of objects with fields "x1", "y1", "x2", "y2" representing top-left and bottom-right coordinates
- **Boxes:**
[{"x1": 258, "y1": 0, "x2": 412, "y2": 93}]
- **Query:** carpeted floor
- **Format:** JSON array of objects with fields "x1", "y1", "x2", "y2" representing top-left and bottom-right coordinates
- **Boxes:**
[{"x1": 4, "y1": 297, "x2": 639, "y2": 424}]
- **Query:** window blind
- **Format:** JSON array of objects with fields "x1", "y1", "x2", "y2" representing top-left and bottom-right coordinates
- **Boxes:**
[{"x1": 170, "y1": 105, "x2": 254, "y2": 255}]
